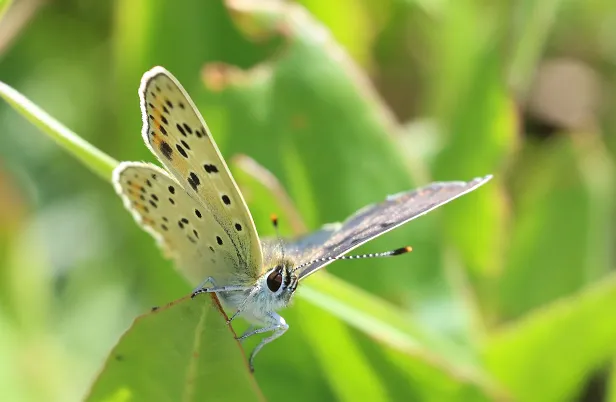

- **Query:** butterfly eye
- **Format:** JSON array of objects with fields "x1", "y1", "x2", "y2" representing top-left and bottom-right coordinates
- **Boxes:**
[{"x1": 266, "y1": 269, "x2": 283, "y2": 292}]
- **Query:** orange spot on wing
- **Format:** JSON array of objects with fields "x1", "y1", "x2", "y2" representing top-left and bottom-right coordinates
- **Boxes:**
[{"x1": 150, "y1": 106, "x2": 163, "y2": 133}]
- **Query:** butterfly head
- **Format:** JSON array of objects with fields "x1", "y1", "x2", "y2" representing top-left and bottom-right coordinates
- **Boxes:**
[{"x1": 261, "y1": 259, "x2": 298, "y2": 304}]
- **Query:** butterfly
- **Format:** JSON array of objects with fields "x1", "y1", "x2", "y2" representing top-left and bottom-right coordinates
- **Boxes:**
[{"x1": 112, "y1": 66, "x2": 492, "y2": 371}]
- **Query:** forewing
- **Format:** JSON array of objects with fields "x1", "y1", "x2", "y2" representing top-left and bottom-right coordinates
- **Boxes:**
[
  {"x1": 113, "y1": 162, "x2": 252, "y2": 286},
  {"x1": 295, "y1": 176, "x2": 493, "y2": 280},
  {"x1": 139, "y1": 66, "x2": 262, "y2": 279}
]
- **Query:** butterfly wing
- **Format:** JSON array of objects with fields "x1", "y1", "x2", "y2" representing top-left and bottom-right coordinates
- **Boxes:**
[
  {"x1": 138, "y1": 66, "x2": 263, "y2": 280},
  {"x1": 113, "y1": 162, "x2": 251, "y2": 286},
  {"x1": 294, "y1": 175, "x2": 493, "y2": 280},
  {"x1": 283, "y1": 223, "x2": 342, "y2": 263}
]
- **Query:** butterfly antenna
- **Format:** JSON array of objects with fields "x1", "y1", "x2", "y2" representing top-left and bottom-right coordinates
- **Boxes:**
[
  {"x1": 271, "y1": 214, "x2": 285, "y2": 260},
  {"x1": 292, "y1": 246, "x2": 412, "y2": 273}
]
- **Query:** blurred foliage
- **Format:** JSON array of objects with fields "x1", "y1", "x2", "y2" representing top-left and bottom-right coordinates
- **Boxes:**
[{"x1": 0, "y1": 0, "x2": 615, "y2": 401}]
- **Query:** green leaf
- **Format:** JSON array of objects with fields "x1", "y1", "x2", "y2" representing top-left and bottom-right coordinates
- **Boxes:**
[
  {"x1": 300, "y1": 273, "x2": 504, "y2": 401},
  {"x1": 0, "y1": 81, "x2": 117, "y2": 181},
  {"x1": 293, "y1": 299, "x2": 390, "y2": 402},
  {"x1": 85, "y1": 294, "x2": 264, "y2": 402},
  {"x1": 498, "y1": 137, "x2": 611, "y2": 319},
  {"x1": 485, "y1": 273, "x2": 616, "y2": 402}
]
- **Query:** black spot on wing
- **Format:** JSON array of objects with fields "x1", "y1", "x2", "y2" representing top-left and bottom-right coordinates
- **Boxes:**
[
  {"x1": 160, "y1": 142, "x2": 173, "y2": 160},
  {"x1": 176, "y1": 144, "x2": 188, "y2": 158},
  {"x1": 204, "y1": 164, "x2": 218, "y2": 173},
  {"x1": 187, "y1": 172, "x2": 200, "y2": 191}
]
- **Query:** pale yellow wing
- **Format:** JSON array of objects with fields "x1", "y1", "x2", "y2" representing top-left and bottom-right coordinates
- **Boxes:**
[
  {"x1": 112, "y1": 162, "x2": 251, "y2": 286},
  {"x1": 139, "y1": 66, "x2": 263, "y2": 280}
]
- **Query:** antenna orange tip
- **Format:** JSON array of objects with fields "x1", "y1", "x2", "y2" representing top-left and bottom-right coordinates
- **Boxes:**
[{"x1": 391, "y1": 246, "x2": 413, "y2": 256}]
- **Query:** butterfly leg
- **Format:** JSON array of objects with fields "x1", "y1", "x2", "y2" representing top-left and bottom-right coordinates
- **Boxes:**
[
  {"x1": 191, "y1": 278, "x2": 250, "y2": 298},
  {"x1": 192, "y1": 276, "x2": 217, "y2": 293},
  {"x1": 240, "y1": 312, "x2": 288, "y2": 372},
  {"x1": 227, "y1": 295, "x2": 253, "y2": 324},
  {"x1": 237, "y1": 325, "x2": 255, "y2": 343}
]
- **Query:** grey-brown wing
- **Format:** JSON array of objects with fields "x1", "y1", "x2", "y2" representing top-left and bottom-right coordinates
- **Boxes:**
[
  {"x1": 294, "y1": 175, "x2": 492, "y2": 280},
  {"x1": 283, "y1": 223, "x2": 342, "y2": 263}
]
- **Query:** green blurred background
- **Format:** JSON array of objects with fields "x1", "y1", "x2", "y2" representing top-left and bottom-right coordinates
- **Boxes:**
[{"x1": 1, "y1": 0, "x2": 615, "y2": 401}]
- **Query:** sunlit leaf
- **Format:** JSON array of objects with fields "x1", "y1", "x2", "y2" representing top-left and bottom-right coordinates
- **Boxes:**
[
  {"x1": 486, "y1": 274, "x2": 616, "y2": 402},
  {"x1": 86, "y1": 295, "x2": 264, "y2": 402}
]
